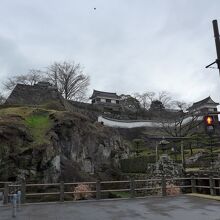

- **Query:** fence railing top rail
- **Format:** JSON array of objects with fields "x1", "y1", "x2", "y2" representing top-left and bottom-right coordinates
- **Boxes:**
[
  {"x1": 194, "y1": 177, "x2": 210, "y2": 180},
  {"x1": 1, "y1": 176, "x2": 220, "y2": 187},
  {"x1": 8, "y1": 184, "x2": 21, "y2": 187},
  {"x1": 26, "y1": 183, "x2": 60, "y2": 186},
  {"x1": 64, "y1": 182, "x2": 96, "y2": 185},
  {"x1": 135, "y1": 179, "x2": 161, "y2": 182},
  {"x1": 101, "y1": 180, "x2": 130, "y2": 184}
]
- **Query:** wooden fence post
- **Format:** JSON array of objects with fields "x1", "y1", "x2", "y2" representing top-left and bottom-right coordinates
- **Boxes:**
[
  {"x1": 21, "y1": 181, "x2": 26, "y2": 204},
  {"x1": 162, "y1": 176, "x2": 166, "y2": 197},
  {"x1": 96, "y1": 180, "x2": 101, "y2": 200},
  {"x1": 209, "y1": 176, "x2": 216, "y2": 196},
  {"x1": 191, "y1": 176, "x2": 196, "y2": 194},
  {"x1": 218, "y1": 178, "x2": 220, "y2": 196},
  {"x1": 60, "y1": 181, "x2": 64, "y2": 202},
  {"x1": 130, "y1": 178, "x2": 135, "y2": 198},
  {"x1": 3, "y1": 183, "x2": 9, "y2": 204}
]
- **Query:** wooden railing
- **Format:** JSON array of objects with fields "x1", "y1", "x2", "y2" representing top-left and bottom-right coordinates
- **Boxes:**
[{"x1": 0, "y1": 176, "x2": 219, "y2": 205}]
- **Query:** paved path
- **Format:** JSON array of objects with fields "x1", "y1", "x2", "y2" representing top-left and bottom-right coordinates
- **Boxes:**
[{"x1": 0, "y1": 196, "x2": 220, "y2": 220}]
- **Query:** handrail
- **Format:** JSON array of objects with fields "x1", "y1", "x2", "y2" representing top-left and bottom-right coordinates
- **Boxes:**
[
  {"x1": 26, "y1": 183, "x2": 60, "y2": 186},
  {"x1": 101, "y1": 180, "x2": 130, "y2": 184},
  {"x1": 64, "y1": 182, "x2": 96, "y2": 185},
  {"x1": 1, "y1": 176, "x2": 219, "y2": 204},
  {"x1": 135, "y1": 179, "x2": 161, "y2": 182}
]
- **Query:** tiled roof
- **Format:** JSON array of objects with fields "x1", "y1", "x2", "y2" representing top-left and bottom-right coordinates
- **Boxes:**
[
  {"x1": 90, "y1": 90, "x2": 120, "y2": 99},
  {"x1": 188, "y1": 96, "x2": 219, "y2": 110}
]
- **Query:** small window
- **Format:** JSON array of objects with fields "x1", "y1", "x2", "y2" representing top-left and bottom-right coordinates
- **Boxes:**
[
  {"x1": 106, "y1": 99, "x2": 111, "y2": 103},
  {"x1": 116, "y1": 100, "x2": 119, "y2": 104},
  {"x1": 96, "y1": 98, "x2": 101, "y2": 102}
]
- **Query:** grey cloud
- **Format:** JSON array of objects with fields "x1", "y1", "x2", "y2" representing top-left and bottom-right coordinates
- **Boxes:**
[
  {"x1": 0, "y1": 0, "x2": 220, "y2": 104},
  {"x1": 0, "y1": 36, "x2": 30, "y2": 76}
]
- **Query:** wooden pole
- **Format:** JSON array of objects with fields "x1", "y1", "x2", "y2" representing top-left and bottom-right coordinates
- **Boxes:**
[
  {"x1": 209, "y1": 176, "x2": 216, "y2": 196},
  {"x1": 130, "y1": 178, "x2": 135, "y2": 198},
  {"x1": 96, "y1": 180, "x2": 101, "y2": 200},
  {"x1": 21, "y1": 181, "x2": 26, "y2": 204},
  {"x1": 181, "y1": 141, "x2": 185, "y2": 170},
  {"x1": 60, "y1": 181, "x2": 64, "y2": 202},
  {"x1": 3, "y1": 183, "x2": 9, "y2": 204},
  {"x1": 191, "y1": 176, "x2": 196, "y2": 193},
  {"x1": 161, "y1": 176, "x2": 167, "y2": 197}
]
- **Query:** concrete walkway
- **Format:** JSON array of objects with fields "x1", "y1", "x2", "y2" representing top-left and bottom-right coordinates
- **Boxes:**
[{"x1": 0, "y1": 196, "x2": 220, "y2": 220}]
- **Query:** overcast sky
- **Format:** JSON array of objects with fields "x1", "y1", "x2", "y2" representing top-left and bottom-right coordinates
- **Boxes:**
[{"x1": 0, "y1": 0, "x2": 220, "y2": 104}]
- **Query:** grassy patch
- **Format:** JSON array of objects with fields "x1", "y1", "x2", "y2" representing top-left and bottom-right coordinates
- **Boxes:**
[
  {"x1": 0, "y1": 107, "x2": 34, "y2": 117},
  {"x1": 25, "y1": 114, "x2": 52, "y2": 145},
  {"x1": 139, "y1": 149, "x2": 154, "y2": 156},
  {"x1": 0, "y1": 107, "x2": 56, "y2": 146}
]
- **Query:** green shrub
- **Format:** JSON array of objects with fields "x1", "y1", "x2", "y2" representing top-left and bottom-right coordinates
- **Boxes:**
[
  {"x1": 25, "y1": 114, "x2": 51, "y2": 145},
  {"x1": 120, "y1": 156, "x2": 156, "y2": 173}
]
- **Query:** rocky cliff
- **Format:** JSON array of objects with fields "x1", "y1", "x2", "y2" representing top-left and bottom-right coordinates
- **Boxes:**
[{"x1": 0, "y1": 107, "x2": 129, "y2": 182}]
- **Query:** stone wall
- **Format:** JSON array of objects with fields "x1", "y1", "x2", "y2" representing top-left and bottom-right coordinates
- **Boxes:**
[{"x1": 5, "y1": 83, "x2": 65, "y2": 108}]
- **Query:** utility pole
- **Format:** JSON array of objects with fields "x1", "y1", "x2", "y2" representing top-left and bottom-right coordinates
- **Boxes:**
[
  {"x1": 206, "y1": 20, "x2": 220, "y2": 75},
  {"x1": 213, "y1": 20, "x2": 220, "y2": 72}
]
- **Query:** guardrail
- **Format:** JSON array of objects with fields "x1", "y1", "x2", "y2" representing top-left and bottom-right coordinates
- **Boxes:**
[{"x1": 0, "y1": 176, "x2": 219, "y2": 204}]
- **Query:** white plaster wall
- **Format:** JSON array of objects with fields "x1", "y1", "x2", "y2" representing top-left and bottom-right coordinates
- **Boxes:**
[
  {"x1": 98, "y1": 116, "x2": 203, "y2": 129},
  {"x1": 98, "y1": 116, "x2": 162, "y2": 128}
]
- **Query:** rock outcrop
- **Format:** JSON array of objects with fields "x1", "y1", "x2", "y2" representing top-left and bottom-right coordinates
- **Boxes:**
[{"x1": 0, "y1": 108, "x2": 129, "y2": 182}]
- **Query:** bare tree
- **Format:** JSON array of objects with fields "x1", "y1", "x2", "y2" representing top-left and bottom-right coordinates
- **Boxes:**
[
  {"x1": 158, "y1": 91, "x2": 172, "y2": 108},
  {"x1": 3, "y1": 69, "x2": 44, "y2": 91},
  {"x1": 26, "y1": 69, "x2": 44, "y2": 85},
  {"x1": 134, "y1": 91, "x2": 156, "y2": 110},
  {"x1": 0, "y1": 93, "x2": 5, "y2": 104},
  {"x1": 134, "y1": 91, "x2": 172, "y2": 110},
  {"x1": 46, "y1": 61, "x2": 90, "y2": 101},
  {"x1": 160, "y1": 101, "x2": 201, "y2": 137}
]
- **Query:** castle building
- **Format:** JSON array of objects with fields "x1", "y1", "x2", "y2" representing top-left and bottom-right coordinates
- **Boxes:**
[
  {"x1": 90, "y1": 90, "x2": 121, "y2": 112},
  {"x1": 149, "y1": 100, "x2": 165, "y2": 111},
  {"x1": 187, "y1": 96, "x2": 219, "y2": 115},
  {"x1": 187, "y1": 96, "x2": 219, "y2": 127}
]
